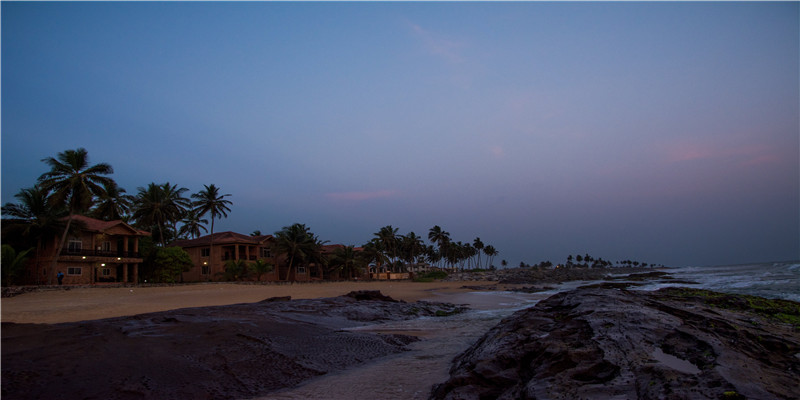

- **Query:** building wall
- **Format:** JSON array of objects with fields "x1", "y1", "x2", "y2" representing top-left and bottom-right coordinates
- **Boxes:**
[{"x1": 26, "y1": 230, "x2": 143, "y2": 285}]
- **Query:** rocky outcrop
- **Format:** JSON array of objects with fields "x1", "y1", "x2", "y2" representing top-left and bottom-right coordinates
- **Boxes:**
[
  {"x1": 443, "y1": 267, "x2": 685, "y2": 286},
  {"x1": 1, "y1": 292, "x2": 464, "y2": 400},
  {"x1": 431, "y1": 287, "x2": 800, "y2": 400}
]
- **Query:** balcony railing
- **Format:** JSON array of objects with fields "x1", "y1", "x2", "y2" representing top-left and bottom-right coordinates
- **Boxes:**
[
  {"x1": 63, "y1": 249, "x2": 142, "y2": 258},
  {"x1": 221, "y1": 255, "x2": 259, "y2": 261}
]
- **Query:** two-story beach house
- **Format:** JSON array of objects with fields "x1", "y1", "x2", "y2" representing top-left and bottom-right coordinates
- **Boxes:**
[
  {"x1": 30, "y1": 215, "x2": 150, "y2": 285},
  {"x1": 171, "y1": 232, "x2": 280, "y2": 282}
]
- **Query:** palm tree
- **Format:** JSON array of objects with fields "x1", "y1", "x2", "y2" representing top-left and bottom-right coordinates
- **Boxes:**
[
  {"x1": 359, "y1": 240, "x2": 388, "y2": 278},
  {"x1": 1, "y1": 245, "x2": 33, "y2": 287},
  {"x1": 177, "y1": 209, "x2": 208, "y2": 239},
  {"x1": 272, "y1": 223, "x2": 319, "y2": 281},
  {"x1": 90, "y1": 181, "x2": 134, "y2": 221},
  {"x1": 250, "y1": 259, "x2": 273, "y2": 281},
  {"x1": 132, "y1": 182, "x2": 189, "y2": 246},
  {"x1": 374, "y1": 225, "x2": 399, "y2": 270},
  {"x1": 472, "y1": 237, "x2": 485, "y2": 269},
  {"x1": 2, "y1": 185, "x2": 69, "y2": 284},
  {"x1": 428, "y1": 225, "x2": 450, "y2": 269},
  {"x1": 222, "y1": 259, "x2": 249, "y2": 281},
  {"x1": 162, "y1": 183, "x2": 191, "y2": 235},
  {"x1": 192, "y1": 184, "x2": 232, "y2": 277},
  {"x1": 329, "y1": 245, "x2": 361, "y2": 279},
  {"x1": 400, "y1": 232, "x2": 424, "y2": 267},
  {"x1": 483, "y1": 245, "x2": 498, "y2": 269},
  {"x1": 37, "y1": 148, "x2": 114, "y2": 284}
]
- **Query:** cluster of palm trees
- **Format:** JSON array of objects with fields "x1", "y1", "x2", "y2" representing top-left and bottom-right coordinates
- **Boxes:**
[
  {"x1": 362, "y1": 225, "x2": 498, "y2": 273},
  {"x1": 259, "y1": 223, "x2": 499, "y2": 282},
  {"x1": 1, "y1": 148, "x2": 233, "y2": 283}
]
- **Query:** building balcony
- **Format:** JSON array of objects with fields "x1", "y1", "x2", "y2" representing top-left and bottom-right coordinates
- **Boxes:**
[{"x1": 63, "y1": 249, "x2": 142, "y2": 258}]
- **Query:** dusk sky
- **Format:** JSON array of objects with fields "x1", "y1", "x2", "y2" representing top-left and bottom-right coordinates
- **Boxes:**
[{"x1": 2, "y1": 2, "x2": 798, "y2": 268}]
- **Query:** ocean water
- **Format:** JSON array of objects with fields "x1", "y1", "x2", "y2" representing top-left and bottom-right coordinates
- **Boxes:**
[{"x1": 650, "y1": 261, "x2": 800, "y2": 303}]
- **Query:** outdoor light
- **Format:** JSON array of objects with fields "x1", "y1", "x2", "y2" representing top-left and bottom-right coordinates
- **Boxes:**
[
  {"x1": 117, "y1": 257, "x2": 122, "y2": 260},
  {"x1": 82, "y1": 256, "x2": 86, "y2": 259},
  {"x1": 101, "y1": 263, "x2": 105, "y2": 267}
]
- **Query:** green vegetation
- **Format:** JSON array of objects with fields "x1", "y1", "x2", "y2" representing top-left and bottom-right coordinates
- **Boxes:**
[
  {"x1": 1, "y1": 245, "x2": 32, "y2": 287},
  {"x1": 661, "y1": 287, "x2": 800, "y2": 327},
  {"x1": 153, "y1": 247, "x2": 193, "y2": 283},
  {"x1": 722, "y1": 390, "x2": 745, "y2": 399},
  {"x1": 413, "y1": 270, "x2": 448, "y2": 282}
]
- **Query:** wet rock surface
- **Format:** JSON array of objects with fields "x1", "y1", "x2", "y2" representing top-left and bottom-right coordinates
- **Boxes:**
[
  {"x1": 1, "y1": 293, "x2": 463, "y2": 400},
  {"x1": 430, "y1": 287, "x2": 800, "y2": 400}
]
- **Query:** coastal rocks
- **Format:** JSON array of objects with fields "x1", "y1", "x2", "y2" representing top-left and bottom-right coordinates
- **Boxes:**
[
  {"x1": 430, "y1": 287, "x2": 800, "y2": 400},
  {"x1": 1, "y1": 292, "x2": 461, "y2": 400}
]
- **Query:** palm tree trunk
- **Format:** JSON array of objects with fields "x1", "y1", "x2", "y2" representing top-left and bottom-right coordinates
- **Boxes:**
[
  {"x1": 208, "y1": 217, "x2": 215, "y2": 282},
  {"x1": 48, "y1": 214, "x2": 73, "y2": 285}
]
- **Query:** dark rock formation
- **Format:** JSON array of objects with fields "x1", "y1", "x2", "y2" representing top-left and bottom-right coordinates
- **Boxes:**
[
  {"x1": 1, "y1": 292, "x2": 462, "y2": 400},
  {"x1": 344, "y1": 290, "x2": 400, "y2": 302},
  {"x1": 431, "y1": 287, "x2": 800, "y2": 400}
]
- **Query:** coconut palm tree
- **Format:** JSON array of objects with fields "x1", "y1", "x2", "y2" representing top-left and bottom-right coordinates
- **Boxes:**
[
  {"x1": 162, "y1": 183, "x2": 191, "y2": 235},
  {"x1": 90, "y1": 181, "x2": 134, "y2": 221},
  {"x1": 1, "y1": 245, "x2": 32, "y2": 287},
  {"x1": 37, "y1": 148, "x2": 114, "y2": 283},
  {"x1": 250, "y1": 259, "x2": 273, "y2": 281},
  {"x1": 400, "y1": 232, "x2": 424, "y2": 267},
  {"x1": 359, "y1": 240, "x2": 388, "y2": 278},
  {"x1": 177, "y1": 209, "x2": 208, "y2": 239},
  {"x1": 132, "y1": 182, "x2": 190, "y2": 246},
  {"x1": 272, "y1": 223, "x2": 319, "y2": 281},
  {"x1": 483, "y1": 245, "x2": 498, "y2": 269},
  {"x1": 192, "y1": 184, "x2": 232, "y2": 277},
  {"x1": 2, "y1": 185, "x2": 70, "y2": 284},
  {"x1": 329, "y1": 245, "x2": 361, "y2": 279},
  {"x1": 222, "y1": 259, "x2": 249, "y2": 281},
  {"x1": 374, "y1": 225, "x2": 399, "y2": 270},
  {"x1": 428, "y1": 225, "x2": 450, "y2": 268},
  {"x1": 472, "y1": 237, "x2": 485, "y2": 269}
]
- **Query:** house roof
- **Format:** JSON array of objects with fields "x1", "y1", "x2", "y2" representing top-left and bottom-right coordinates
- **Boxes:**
[
  {"x1": 171, "y1": 231, "x2": 274, "y2": 248},
  {"x1": 67, "y1": 215, "x2": 150, "y2": 236}
]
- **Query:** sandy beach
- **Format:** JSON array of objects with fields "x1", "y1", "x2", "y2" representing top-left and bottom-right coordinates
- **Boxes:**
[{"x1": 0, "y1": 280, "x2": 502, "y2": 324}]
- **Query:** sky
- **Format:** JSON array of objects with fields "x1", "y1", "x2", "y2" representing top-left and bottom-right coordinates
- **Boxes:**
[{"x1": 2, "y1": 2, "x2": 798, "y2": 268}]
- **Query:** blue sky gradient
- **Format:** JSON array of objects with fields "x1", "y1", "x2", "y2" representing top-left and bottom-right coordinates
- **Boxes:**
[{"x1": 2, "y1": 2, "x2": 798, "y2": 267}]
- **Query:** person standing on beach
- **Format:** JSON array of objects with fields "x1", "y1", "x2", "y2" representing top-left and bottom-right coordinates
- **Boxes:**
[{"x1": 57, "y1": 271, "x2": 64, "y2": 285}]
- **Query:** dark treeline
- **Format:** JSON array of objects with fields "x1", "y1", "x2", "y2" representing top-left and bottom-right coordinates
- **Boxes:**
[{"x1": 516, "y1": 253, "x2": 665, "y2": 270}]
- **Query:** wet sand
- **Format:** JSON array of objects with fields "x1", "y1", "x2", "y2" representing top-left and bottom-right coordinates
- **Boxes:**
[{"x1": 0, "y1": 280, "x2": 505, "y2": 324}]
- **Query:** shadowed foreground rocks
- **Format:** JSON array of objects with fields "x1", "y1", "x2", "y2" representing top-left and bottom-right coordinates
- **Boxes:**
[
  {"x1": 1, "y1": 291, "x2": 464, "y2": 400},
  {"x1": 430, "y1": 287, "x2": 800, "y2": 400}
]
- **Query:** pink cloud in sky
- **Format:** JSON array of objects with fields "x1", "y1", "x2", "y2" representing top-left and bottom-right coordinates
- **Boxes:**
[{"x1": 325, "y1": 190, "x2": 397, "y2": 201}]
